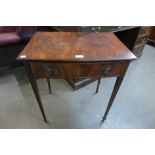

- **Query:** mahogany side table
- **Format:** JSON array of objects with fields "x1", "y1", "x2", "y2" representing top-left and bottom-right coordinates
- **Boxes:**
[{"x1": 17, "y1": 32, "x2": 136, "y2": 123}]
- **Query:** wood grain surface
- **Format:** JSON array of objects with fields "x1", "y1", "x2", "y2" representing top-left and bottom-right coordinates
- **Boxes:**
[{"x1": 17, "y1": 32, "x2": 136, "y2": 62}]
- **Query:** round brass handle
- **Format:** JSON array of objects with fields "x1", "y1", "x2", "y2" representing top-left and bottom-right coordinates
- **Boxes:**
[
  {"x1": 102, "y1": 65, "x2": 112, "y2": 74},
  {"x1": 44, "y1": 66, "x2": 53, "y2": 75}
]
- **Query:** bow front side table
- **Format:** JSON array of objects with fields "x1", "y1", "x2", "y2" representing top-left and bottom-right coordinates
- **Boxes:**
[{"x1": 17, "y1": 32, "x2": 136, "y2": 123}]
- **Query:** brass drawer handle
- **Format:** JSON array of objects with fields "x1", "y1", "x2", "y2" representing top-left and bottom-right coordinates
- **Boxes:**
[
  {"x1": 44, "y1": 66, "x2": 53, "y2": 75},
  {"x1": 102, "y1": 65, "x2": 112, "y2": 74}
]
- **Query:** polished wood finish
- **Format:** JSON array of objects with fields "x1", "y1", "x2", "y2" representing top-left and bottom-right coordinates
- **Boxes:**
[
  {"x1": 18, "y1": 32, "x2": 136, "y2": 123},
  {"x1": 17, "y1": 32, "x2": 135, "y2": 61},
  {"x1": 24, "y1": 62, "x2": 48, "y2": 122},
  {"x1": 47, "y1": 78, "x2": 52, "y2": 94},
  {"x1": 51, "y1": 26, "x2": 152, "y2": 58},
  {"x1": 102, "y1": 62, "x2": 129, "y2": 121},
  {"x1": 95, "y1": 78, "x2": 101, "y2": 94},
  {"x1": 50, "y1": 26, "x2": 149, "y2": 90},
  {"x1": 30, "y1": 62, "x2": 123, "y2": 78}
]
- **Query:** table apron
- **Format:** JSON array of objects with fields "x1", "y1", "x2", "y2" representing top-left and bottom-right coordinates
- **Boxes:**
[{"x1": 29, "y1": 61, "x2": 127, "y2": 78}]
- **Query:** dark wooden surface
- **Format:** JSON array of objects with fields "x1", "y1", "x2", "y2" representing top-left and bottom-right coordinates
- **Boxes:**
[
  {"x1": 24, "y1": 62, "x2": 48, "y2": 122},
  {"x1": 18, "y1": 32, "x2": 136, "y2": 123},
  {"x1": 17, "y1": 32, "x2": 136, "y2": 62},
  {"x1": 51, "y1": 26, "x2": 152, "y2": 58},
  {"x1": 49, "y1": 26, "x2": 151, "y2": 89},
  {"x1": 19, "y1": 30, "x2": 137, "y2": 90},
  {"x1": 30, "y1": 62, "x2": 124, "y2": 78}
]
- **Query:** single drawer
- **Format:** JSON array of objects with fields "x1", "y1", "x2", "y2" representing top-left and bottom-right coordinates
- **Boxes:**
[
  {"x1": 30, "y1": 62, "x2": 123, "y2": 78},
  {"x1": 139, "y1": 27, "x2": 152, "y2": 36},
  {"x1": 135, "y1": 35, "x2": 149, "y2": 45}
]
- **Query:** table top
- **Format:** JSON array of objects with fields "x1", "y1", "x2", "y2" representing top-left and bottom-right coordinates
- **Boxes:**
[{"x1": 17, "y1": 32, "x2": 136, "y2": 62}]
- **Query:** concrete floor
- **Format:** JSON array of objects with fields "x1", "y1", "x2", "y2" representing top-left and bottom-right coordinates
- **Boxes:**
[{"x1": 0, "y1": 45, "x2": 155, "y2": 129}]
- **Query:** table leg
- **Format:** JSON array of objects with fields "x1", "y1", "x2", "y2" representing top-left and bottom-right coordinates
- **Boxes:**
[
  {"x1": 102, "y1": 63, "x2": 129, "y2": 122},
  {"x1": 95, "y1": 78, "x2": 101, "y2": 94},
  {"x1": 47, "y1": 78, "x2": 52, "y2": 94},
  {"x1": 25, "y1": 62, "x2": 48, "y2": 123}
]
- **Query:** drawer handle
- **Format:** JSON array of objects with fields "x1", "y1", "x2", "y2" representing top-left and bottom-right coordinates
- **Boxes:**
[
  {"x1": 44, "y1": 66, "x2": 53, "y2": 75},
  {"x1": 102, "y1": 65, "x2": 112, "y2": 74}
]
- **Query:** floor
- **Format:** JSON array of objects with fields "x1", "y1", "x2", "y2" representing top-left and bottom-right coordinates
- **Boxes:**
[{"x1": 0, "y1": 45, "x2": 155, "y2": 129}]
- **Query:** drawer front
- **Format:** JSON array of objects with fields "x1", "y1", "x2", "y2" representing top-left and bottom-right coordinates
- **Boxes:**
[
  {"x1": 139, "y1": 27, "x2": 152, "y2": 36},
  {"x1": 133, "y1": 45, "x2": 145, "y2": 56},
  {"x1": 135, "y1": 35, "x2": 149, "y2": 45},
  {"x1": 30, "y1": 62, "x2": 123, "y2": 78}
]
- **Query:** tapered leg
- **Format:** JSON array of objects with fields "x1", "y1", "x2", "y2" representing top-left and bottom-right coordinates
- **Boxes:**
[
  {"x1": 25, "y1": 62, "x2": 48, "y2": 122},
  {"x1": 95, "y1": 78, "x2": 101, "y2": 94},
  {"x1": 47, "y1": 78, "x2": 52, "y2": 94},
  {"x1": 102, "y1": 76, "x2": 123, "y2": 122},
  {"x1": 102, "y1": 62, "x2": 129, "y2": 122}
]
